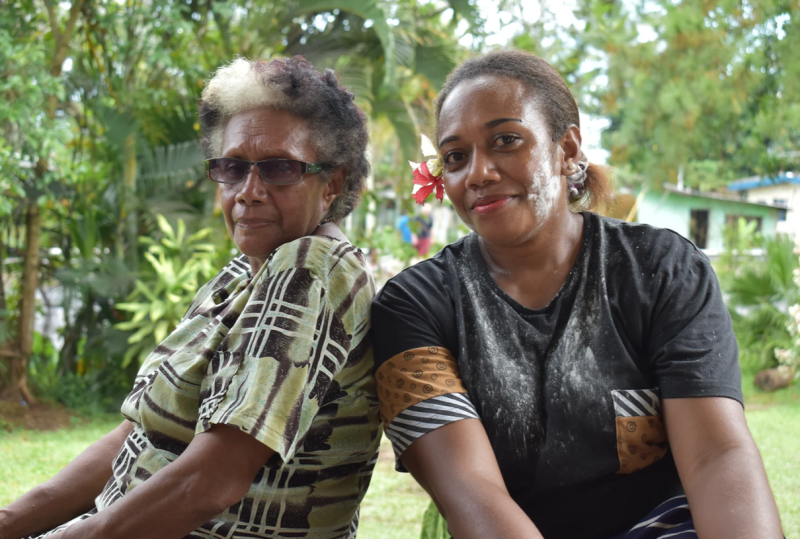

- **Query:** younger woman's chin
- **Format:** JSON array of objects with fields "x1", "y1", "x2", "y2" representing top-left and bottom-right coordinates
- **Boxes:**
[{"x1": 472, "y1": 219, "x2": 542, "y2": 248}]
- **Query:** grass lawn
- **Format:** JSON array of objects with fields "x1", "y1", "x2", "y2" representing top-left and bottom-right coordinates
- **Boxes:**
[{"x1": 1, "y1": 379, "x2": 797, "y2": 538}]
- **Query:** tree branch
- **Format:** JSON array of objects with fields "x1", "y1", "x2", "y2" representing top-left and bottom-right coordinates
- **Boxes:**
[
  {"x1": 41, "y1": 0, "x2": 61, "y2": 45},
  {"x1": 63, "y1": 0, "x2": 88, "y2": 48}
]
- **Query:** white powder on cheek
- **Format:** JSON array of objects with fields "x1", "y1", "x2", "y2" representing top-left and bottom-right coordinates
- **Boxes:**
[{"x1": 527, "y1": 166, "x2": 561, "y2": 221}]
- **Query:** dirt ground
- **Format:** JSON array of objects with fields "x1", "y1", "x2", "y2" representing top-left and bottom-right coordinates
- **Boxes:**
[{"x1": 0, "y1": 397, "x2": 82, "y2": 431}]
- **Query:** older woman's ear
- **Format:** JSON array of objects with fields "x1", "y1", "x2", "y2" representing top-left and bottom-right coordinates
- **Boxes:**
[{"x1": 323, "y1": 166, "x2": 346, "y2": 210}]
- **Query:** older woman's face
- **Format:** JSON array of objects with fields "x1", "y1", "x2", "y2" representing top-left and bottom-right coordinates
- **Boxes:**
[
  {"x1": 219, "y1": 107, "x2": 339, "y2": 268},
  {"x1": 437, "y1": 75, "x2": 572, "y2": 248}
]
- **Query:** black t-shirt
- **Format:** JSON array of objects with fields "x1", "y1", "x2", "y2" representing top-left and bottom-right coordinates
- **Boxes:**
[{"x1": 371, "y1": 212, "x2": 742, "y2": 539}]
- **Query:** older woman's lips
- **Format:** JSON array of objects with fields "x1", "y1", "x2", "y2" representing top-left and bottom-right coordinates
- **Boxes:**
[
  {"x1": 236, "y1": 219, "x2": 274, "y2": 229},
  {"x1": 472, "y1": 196, "x2": 514, "y2": 214}
]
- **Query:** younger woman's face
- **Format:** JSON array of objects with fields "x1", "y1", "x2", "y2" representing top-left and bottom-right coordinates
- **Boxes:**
[{"x1": 437, "y1": 75, "x2": 570, "y2": 247}]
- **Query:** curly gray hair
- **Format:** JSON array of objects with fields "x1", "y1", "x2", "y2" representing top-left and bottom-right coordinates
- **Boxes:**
[{"x1": 199, "y1": 56, "x2": 370, "y2": 222}]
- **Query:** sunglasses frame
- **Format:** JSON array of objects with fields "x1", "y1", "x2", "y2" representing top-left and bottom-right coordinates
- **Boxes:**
[{"x1": 205, "y1": 157, "x2": 325, "y2": 185}]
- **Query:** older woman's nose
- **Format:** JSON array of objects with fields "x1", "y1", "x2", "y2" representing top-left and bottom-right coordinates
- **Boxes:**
[
  {"x1": 464, "y1": 150, "x2": 501, "y2": 189},
  {"x1": 235, "y1": 165, "x2": 268, "y2": 204}
]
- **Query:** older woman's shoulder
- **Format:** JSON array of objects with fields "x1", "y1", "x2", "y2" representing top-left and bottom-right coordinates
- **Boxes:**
[{"x1": 267, "y1": 234, "x2": 371, "y2": 286}]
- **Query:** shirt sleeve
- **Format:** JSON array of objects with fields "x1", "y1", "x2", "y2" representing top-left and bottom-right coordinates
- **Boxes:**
[
  {"x1": 372, "y1": 265, "x2": 478, "y2": 471},
  {"x1": 647, "y1": 238, "x2": 743, "y2": 404},
  {"x1": 196, "y1": 237, "x2": 372, "y2": 462},
  {"x1": 376, "y1": 346, "x2": 479, "y2": 471}
]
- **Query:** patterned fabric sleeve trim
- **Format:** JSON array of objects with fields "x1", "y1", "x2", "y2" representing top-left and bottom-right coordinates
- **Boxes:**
[
  {"x1": 375, "y1": 346, "x2": 479, "y2": 472},
  {"x1": 386, "y1": 393, "x2": 480, "y2": 472}
]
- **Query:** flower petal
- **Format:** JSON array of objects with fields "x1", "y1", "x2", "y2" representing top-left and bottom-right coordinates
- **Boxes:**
[
  {"x1": 421, "y1": 134, "x2": 437, "y2": 158},
  {"x1": 413, "y1": 168, "x2": 432, "y2": 186},
  {"x1": 413, "y1": 162, "x2": 436, "y2": 185},
  {"x1": 414, "y1": 184, "x2": 435, "y2": 205}
]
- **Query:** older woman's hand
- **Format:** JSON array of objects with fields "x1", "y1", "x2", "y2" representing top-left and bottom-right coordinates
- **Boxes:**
[
  {"x1": 0, "y1": 421, "x2": 132, "y2": 539},
  {"x1": 56, "y1": 425, "x2": 274, "y2": 539}
]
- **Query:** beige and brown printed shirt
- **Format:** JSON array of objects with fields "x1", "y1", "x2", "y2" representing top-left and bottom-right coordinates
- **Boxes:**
[{"x1": 35, "y1": 236, "x2": 380, "y2": 539}]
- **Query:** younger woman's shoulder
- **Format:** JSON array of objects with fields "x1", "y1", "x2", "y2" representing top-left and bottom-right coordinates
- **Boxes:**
[
  {"x1": 375, "y1": 235, "x2": 470, "y2": 302},
  {"x1": 592, "y1": 214, "x2": 710, "y2": 268}
]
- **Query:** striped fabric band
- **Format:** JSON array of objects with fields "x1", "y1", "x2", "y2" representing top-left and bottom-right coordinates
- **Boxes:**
[
  {"x1": 385, "y1": 392, "x2": 480, "y2": 472},
  {"x1": 613, "y1": 495, "x2": 696, "y2": 538},
  {"x1": 612, "y1": 388, "x2": 662, "y2": 417}
]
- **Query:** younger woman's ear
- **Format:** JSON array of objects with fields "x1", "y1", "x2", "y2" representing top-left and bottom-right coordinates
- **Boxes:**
[{"x1": 559, "y1": 125, "x2": 583, "y2": 176}]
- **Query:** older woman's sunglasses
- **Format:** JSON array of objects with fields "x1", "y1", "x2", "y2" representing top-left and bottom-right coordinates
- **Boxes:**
[{"x1": 205, "y1": 158, "x2": 325, "y2": 186}]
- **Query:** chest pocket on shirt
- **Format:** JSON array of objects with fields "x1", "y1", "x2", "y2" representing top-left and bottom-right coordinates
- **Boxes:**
[{"x1": 611, "y1": 389, "x2": 668, "y2": 474}]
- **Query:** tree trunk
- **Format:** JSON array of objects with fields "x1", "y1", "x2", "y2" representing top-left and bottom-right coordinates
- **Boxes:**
[
  {"x1": 4, "y1": 0, "x2": 89, "y2": 402},
  {"x1": 0, "y1": 235, "x2": 11, "y2": 387},
  {"x1": 6, "y1": 204, "x2": 40, "y2": 404},
  {"x1": 0, "y1": 234, "x2": 7, "y2": 322},
  {"x1": 122, "y1": 132, "x2": 138, "y2": 270}
]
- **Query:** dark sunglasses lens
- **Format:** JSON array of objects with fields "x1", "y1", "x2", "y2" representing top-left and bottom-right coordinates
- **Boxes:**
[
  {"x1": 208, "y1": 159, "x2": 249, "y2": 183},
  {"x1": 257, "y1": 160, "x2": 303, "y2": 185}
]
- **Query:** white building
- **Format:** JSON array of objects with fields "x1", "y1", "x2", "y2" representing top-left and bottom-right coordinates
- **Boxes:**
[{"x1": 728, "y1": 173, "x2": 798, "y2": 236}]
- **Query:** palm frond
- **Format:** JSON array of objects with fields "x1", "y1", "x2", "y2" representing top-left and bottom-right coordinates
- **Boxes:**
[
  {"x1": 290, "y1": 0, "x2": 398, "y2": 85},
  {"x1": 137, "y1": 141, "x2": 205, "y2": 199}
]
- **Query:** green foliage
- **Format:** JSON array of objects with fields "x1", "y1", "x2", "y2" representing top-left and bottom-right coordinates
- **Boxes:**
[
  {"x1": 0, "y1": 0, "x2": 486, "y2": 401},
  {"x1": 519, "y1": 0, "x2": 799, "y2": 189},
  {"x1": 370, "y1": 225, "x2": 418, "y2": 266},
  {"x1": 419, "y1": 500, "x2": 451, "y2": 539},
  {"x1": 718, "y1": 229, "x2": 799, "y2": 373},
  {"x1": 732, "y1": 305, "x2": 793, "y2": 373},
  {"x1": 115, "y1": 215, "x2": 217, "y2": 366},
  {"x1": 0, "y1": 1, "x2": 75, "y2": 210}
]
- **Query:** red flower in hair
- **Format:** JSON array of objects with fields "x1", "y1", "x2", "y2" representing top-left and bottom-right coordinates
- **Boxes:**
[
  {"x1": 412, "y1": 161, "x2": 444, "y2": 205},
  {"x1": 409, "y1": 135, "x2": 444, "y2": 205}
]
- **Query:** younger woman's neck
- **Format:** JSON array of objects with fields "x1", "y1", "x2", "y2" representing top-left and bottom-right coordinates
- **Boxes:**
[{"x1": 480, "y1": 209, "x2": 584, "y2": 277}]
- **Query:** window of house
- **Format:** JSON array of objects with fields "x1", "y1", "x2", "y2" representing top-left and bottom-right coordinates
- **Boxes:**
[
  {"x1": 778, "y1": 209, "x2": 787, "y2": 222},
  {"x1": 690, "y1": 210, "x2": 709, "y2": 249}
]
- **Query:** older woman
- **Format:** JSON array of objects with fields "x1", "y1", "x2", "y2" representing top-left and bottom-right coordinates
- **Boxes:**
[
  {"x1": 0, "y1": 56, "x2": 379, "y2": 539},
  {"x1": 372, "y1": 50, "x2": 783, "y2": 539}
]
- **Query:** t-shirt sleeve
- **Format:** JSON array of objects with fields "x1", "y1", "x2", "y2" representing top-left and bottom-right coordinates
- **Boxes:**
[
  {"x1": 376, "y1": 347, "x2": 479, "y2": 471},
  {"x1": 372, "y1": 266, "x2": 479, "y2": 471},
  {"x1": 196, "y1": 238, "x2": 372, "y2": 462},
  {"x1": 647, "y1": 238, "x2": 743, "y2": 404}
]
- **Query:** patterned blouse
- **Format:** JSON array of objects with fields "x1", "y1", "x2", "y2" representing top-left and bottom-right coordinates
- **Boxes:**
[{"x1": 36, "y1": 236, "x2": 381, "y2": 539}]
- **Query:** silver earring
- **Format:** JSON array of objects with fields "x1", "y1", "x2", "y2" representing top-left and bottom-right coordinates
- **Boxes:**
[{"x1": 566, "y1": 162, "x2": 588, "y2": 201}]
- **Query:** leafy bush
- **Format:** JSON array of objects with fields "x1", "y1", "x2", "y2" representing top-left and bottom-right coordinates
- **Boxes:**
[
  {"x1": 720, "y1": 230, "x2": 798, "y2": 374},
  {"x1": 115, "y1": 215, "x2": 218, "y2": 366},
  {"x1": 28, "y1": 331, "x2": 130, "y2": 414}
]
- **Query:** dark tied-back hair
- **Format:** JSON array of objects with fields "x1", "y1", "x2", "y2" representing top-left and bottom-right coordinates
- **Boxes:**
[
  {"x1": 435, "y1": 50, "x2": 612, "y2": 212},
  {"x1": 199, "y1": 56, "x2": 370, "y2": 222}
]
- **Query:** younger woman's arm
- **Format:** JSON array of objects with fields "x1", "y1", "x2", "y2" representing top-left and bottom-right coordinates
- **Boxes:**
[
  {"x1": 664, "y1": 397, "x2": 782, "y2": 538},
  {"x1": 0, "y1": 420, "x2": 132, "y2": 539},
  {"x1": 401, "y1": 418, "x2": 544, "y2": 539}
]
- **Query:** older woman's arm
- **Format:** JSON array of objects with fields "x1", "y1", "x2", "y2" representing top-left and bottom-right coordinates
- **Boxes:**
[
  {"x1": 402, "y1": 418, "x2": 544, "y2": 539},
  {"x1": 664, "y1": 397, "x2": 783, "y2": 538},
  {"x1": 0, "y1": 420, "x2": 132, "y2": 539},
  {"x1": 52, "y1": 424, "x2": 273, "y2": 539}
]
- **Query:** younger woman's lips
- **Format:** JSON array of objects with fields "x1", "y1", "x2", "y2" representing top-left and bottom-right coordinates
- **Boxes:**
[{"x1": 472, "y1": 196, "x2": 514, "y2": 214}]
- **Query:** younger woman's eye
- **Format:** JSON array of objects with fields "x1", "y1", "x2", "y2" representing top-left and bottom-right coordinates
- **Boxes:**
[
  {"x1": 444, "y1": 151, "x2": 465, "y2": 165},
  {"x1": 494, "y1": 134, "x2": 519, "y2": 147}
]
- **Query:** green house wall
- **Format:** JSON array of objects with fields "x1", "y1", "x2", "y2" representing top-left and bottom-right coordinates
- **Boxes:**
[{"x1": 637, "y1": 190, "x2": 779, "y2": 252}]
